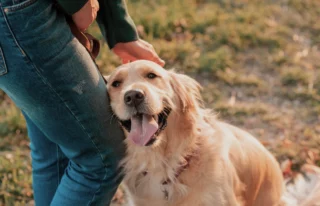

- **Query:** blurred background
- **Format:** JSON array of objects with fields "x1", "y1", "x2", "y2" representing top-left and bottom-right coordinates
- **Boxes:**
[{"x1": 1, "y1": 0, "x2": 320, "y2": 205}]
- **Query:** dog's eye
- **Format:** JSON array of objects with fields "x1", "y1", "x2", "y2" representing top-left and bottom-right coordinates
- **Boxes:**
[
  {"x1": 147, "y1": 73, "x2": 157, "y2": 79},
  {"x1": 112, "y1": 81, "x2": 121, "y2": 88}
]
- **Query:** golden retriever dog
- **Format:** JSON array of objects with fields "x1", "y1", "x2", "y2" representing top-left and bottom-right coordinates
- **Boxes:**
[{"x1": 106, "y1": 60, "x2": 319, "y2": 206}]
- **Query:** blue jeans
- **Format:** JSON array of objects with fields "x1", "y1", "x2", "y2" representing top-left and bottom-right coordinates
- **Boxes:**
[{"x1": 0, "y1": 0, "x2": 126, "y2": 205}]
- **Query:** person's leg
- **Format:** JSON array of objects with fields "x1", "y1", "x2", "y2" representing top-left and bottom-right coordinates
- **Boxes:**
[
  {"x1": 23, "y1": 112, "x2": 69, "y2": 206},
  {"x1": 0, "y1": 0, "x2": 126, "y2": 205}
]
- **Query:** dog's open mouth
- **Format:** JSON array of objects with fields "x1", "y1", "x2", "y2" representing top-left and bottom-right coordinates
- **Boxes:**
[{"x1": 120, "y1": 108, "x2": 171, "y2": 146}]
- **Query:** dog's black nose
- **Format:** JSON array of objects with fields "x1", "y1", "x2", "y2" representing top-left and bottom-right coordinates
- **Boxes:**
[{"x1": 124, "y1": 90, "x2": 145, "y2": 107}]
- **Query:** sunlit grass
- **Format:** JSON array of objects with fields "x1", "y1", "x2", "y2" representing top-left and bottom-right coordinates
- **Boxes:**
[{"x1": 1, "y1": 0, "x2": 319, "y2": 205}]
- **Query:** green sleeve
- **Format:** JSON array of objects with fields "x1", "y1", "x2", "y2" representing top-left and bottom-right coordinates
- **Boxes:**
[
  {"x1": 96, "y1": 0, "x2": 139, "y2": 49},
  {"x1": 56, "y1": 0, "x2": 139, "y2": 49},
  {"x1": 56, "y1": 0, "x2": 88, "y2": 15}
]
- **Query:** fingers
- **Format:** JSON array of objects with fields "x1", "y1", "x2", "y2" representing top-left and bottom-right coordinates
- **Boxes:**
[
  {"x1": 154, "y1": 57, "x2": 165, "y2": 67},
  {"x1": 93, "y1": 0, "x2": 100, "y2": 11},
  {"x1": 113, "y1": 40, "x2": 165, "y2": 67},
  {"x1": 122, "y1": 55, "x2": 165, "y2": 66},
  {"x1": 122, "y1": 59, "x2": 131, "y2": 64},
  {"x1": 144, "y1": 41, "x2": 166, "y2": 66},
  {"x1": 92, "y1": 0, "x2": 99, "y2": 21},
  {"x1": 72, "y1": 0, "x2": 100, "y2": 31},
  {"x1": 147, "y1": 50, "x2": 165, "y2": 67},
  {"x1": 124, "y1": 52, "x2": 165, "y2": 67},
  {"x1": 122, "y1": 56, "x2": 138, "y2": 64}
]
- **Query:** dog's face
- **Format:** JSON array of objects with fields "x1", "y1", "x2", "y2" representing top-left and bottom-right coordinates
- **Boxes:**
[{"x1": 107, "y1": 60, "x2": 201, "y2": 147}]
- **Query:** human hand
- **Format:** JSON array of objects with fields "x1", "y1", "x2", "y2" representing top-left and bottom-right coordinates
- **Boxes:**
[
  {"x1": 113, "y1": 39, "x2": 165, "y2": 67},
  {"x1": 72, "y1": 0, "x2": 100, "y2": 31}
]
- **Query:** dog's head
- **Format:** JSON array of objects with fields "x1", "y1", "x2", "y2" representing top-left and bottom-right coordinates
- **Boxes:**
[{"x1": 106, "y1": 60, "x2": 202, "y2": 147}]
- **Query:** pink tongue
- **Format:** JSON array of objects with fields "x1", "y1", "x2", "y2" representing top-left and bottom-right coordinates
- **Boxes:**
[{"x1": 128, "y1": 114, "x2": 159, "y2": 146}]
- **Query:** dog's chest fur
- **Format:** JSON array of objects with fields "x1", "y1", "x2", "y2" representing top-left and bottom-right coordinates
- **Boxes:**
[{"x1": 120, "y1": 141, "x2": 192, "y2": 205}]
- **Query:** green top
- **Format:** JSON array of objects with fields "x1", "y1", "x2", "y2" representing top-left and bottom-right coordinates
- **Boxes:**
[{"x1": 56, "y1": 0, "x2": 139, "y2": 49}]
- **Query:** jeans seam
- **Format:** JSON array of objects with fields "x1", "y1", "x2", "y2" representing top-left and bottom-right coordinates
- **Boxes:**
[
  {"x1": 0, "y1": 46, "x2": 8, "y2": 76},
  {"x1": 88, "y1": 173, "x2": 108, "y2": 206},
  {"x1": 32, "y1": 57, "x2": 108, "y2": 205},
  {"x1": 32, "y1": 61, "x2": 108, "y2": 205},
  {"x1": 4, "y1": 0, "x2": 37, "y2": 12},
  {"x1": 0, "y1": 6, "x2": 27, "y2": 57},
  {"x1": 56, "y1": 144, "x2": 60, "y2": 187}
]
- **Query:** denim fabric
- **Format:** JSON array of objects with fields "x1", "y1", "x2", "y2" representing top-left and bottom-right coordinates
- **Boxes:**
[{"x1": 0, "y1": 0, "x2": 126, "y2": 205}]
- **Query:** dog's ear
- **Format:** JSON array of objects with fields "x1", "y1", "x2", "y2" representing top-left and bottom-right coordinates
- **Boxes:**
[{"x1": 169, "y1": 72, "x2": 202, "y2": 112}]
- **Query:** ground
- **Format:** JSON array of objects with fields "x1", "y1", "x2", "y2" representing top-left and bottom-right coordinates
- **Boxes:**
[{"x1": 0, "y1": 0, "x2": 319, "y2": 205}]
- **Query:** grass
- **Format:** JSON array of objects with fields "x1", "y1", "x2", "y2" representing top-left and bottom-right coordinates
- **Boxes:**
[{"x1": 1, "y1": 0, "x2": 320, "y2": 205}]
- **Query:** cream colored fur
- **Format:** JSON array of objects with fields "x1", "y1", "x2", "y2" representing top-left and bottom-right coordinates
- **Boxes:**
[{"x1": 106, "y1": 60, "x2": 317, "y2": 206}]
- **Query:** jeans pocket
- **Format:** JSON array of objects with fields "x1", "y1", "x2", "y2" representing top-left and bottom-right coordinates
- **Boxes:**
[
  {"x1": 0, "y1": 47, "x2": 8, "y2": 76},
  {"x1": 3, "y1": 0, "x2": 73, "y2": 64},
  {"x1": 3, "y1": 0, "x2": 37, "y2": 13}
]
